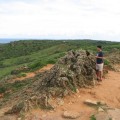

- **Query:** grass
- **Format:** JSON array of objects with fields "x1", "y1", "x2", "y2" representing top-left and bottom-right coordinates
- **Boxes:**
[
  {"x1": 0, "y1": 44, "x2": 68, "y2": 79},
  {"x1": 104, "y1": 59, "x2": 110, "y2": 65},
  {"x1": 90, "y1": 115, "x2": 96, "y2": 120},
  {"x1": 0, "y1": 87, "x2": 6, "y2": 94},
  {"x1": 17, "y1": 73, "x2": 27, "y2": 78}
]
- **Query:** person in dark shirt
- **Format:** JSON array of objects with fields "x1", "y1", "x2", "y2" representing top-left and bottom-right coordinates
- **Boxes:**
[{"x1": 96, "y1": 45, "x2": 104, "y2": 81}]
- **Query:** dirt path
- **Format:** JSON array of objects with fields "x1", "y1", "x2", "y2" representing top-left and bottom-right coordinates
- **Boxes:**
[
  {"x1": 25, "y1": 70, "x2": 120, "y2": 120},
  {"x1": 12, "y1": 64, "x2": 54, "y2": 82}
]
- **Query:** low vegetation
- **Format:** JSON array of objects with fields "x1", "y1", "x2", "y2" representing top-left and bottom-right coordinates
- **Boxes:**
[
  {"x1": 90, "y1": 115, "x2": 96, "y2": 120},
  {"x1": 0, "y1": 40, "x2": 120, "y2": 79}
]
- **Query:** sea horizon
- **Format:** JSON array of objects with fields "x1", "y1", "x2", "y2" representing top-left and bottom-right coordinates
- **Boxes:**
[{"x1": 0, "y1": 38, "x2": 120, "y2": 43}]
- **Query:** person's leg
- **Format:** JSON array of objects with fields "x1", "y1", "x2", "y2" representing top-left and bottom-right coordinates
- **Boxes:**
[
  {"x1": 96, "y1": 64, "x2": 99, "y2": 80},
  {"x1": 96, "y1": 70, "x2": 99, "y2": 79},
  {"x1": 99, "y1": 71, "x2": 102, "y2": 81},
  {"x1": 99, "y1": 63, "x2": 103, "y2": 81}
]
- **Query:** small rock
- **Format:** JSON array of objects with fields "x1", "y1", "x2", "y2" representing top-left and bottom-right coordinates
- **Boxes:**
[
  {"x1": 42, "y1": 114, "x2": 47, "y2": 118},
  {"x1": 50, "y1": 110, "x2": 54, "y2": 113},
  {"x1": 63, "y1": 90, "x2": 69, "y2": 96},
  {"x1": 25, "y1": 114, "x2": 42, "y2": 120},
  {"x1": 57, "y1": 98, "x2": 64, "y2": 106},
  {"x1": 95, "y1": 109, "x2": 120, "y2": 120},
  {"x1": 98, "y1": 107, "x2": 104, "y2": 112},
  {"x1": 112, "y1": 118, "x2": 115, "y2": 120},
  {"x1": 17, "y1": 118, "x2": 22, "y2": 120},
  {"x1": 63, "y1": 111, "x2": 80, "y2": 119},
  {"x1": 76, "y1": 89, "x2": 79, "y2": 93},
  {"x1": 98, "y1": 100, "x2": 106, "y2": 105},
  {"x1": 95, "y1": 113, "x2": 111, "y2": 120},
  {"x1": 108, "y1": 108, "x2": 120, "y2": 119},
  {"x1": 84, "y1": 99, "x2": 98, "y2": 106}
]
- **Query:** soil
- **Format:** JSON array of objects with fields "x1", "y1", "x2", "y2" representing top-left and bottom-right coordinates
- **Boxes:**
[
  {"x1": 11, "y1": 64, "x2": 54, "y2": 82},
  {"x1": 0, "y1": 65, "x2": 120, "y2": 120}
]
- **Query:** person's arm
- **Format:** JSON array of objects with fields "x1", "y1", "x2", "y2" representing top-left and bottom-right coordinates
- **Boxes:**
[
  {"x1": 95, "y1": 56, "x2": 104, "y2": 59},
  {"x1": 95, "y1": 52, "x2": 104, "y2": 59}
]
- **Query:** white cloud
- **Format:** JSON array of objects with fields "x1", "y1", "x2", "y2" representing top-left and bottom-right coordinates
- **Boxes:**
[{"x1": 0, "y1": 0, "x2": 120, "y2": 41}]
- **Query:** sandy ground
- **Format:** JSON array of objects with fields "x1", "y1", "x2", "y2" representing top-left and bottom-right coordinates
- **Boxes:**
[
  {"x1": 0, "y1": 65, "x2": 120, "y2": 120},
  {"x1": 11, "y1": 64, "x2": 54, "y2": 82}
]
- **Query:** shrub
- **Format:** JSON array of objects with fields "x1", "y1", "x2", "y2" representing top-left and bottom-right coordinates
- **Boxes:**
[
  {"x1": 0, "y1": 62, "x2": 8, "y2": 68},
  {"x1": 15, "y1": 57, "x2": 33, "y2": 65},
  {"x1": 17, "y1": 73, "x2": 27, "y2": 78},
  {"x1": 104, "y1": 59, "x2": 110, "y2": 65},
  {"x1": 46, "y1": 59, "x2": 56, "y2": 64},
  {"x1": 90, "y1": 115, "x2": 96, "y2": 120},
  {"x1": 54, "y1": 50, "x2": 60, "y2": 54},
  {"x1": 12, "y1": 81, "x2": 25, "y2": 89},
  {"x1": 11, "y1": 66, "x2": 30, "y2": 75},
  {"x1": 0, "y1": 87, "x2": 6, "y2": 94},
  {"x1": 29, "y1": 61, "x2": 46, "y2": 70}
]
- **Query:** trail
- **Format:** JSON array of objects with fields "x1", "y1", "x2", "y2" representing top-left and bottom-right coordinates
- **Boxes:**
[{"x1": 11, "y1": 64, "x2": 54, "y2": 82}]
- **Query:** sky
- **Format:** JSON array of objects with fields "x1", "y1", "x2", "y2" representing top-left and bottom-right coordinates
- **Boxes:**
[{"x1": 0, "y1": 0, "x2": 120, "y2": 41}]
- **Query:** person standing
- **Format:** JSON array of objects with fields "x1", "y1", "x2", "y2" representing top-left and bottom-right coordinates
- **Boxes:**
[{"x1": 96, "y1": 45, "x2": 104, "y2": 81}]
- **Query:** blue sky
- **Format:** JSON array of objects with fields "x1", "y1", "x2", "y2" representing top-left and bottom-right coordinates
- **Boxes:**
[{"x1": 0, "y1": 0, "x2": 120, "y2": 41}]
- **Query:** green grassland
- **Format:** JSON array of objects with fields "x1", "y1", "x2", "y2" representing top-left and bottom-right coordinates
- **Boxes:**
[{"x1": 0, "y1": 40, "x2": 120, "y2": 79}]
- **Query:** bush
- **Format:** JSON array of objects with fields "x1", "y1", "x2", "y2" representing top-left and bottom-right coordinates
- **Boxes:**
[
  {"x1": 46, "y1": 59, "x2": 56, "y2": 64},
  {"x1": 104, "y1": 59, "x2": 110, "y2": 65},
  {"x1": 54, "y1": 50, "x2": 60, "y2": 54},
  {"x1": 0, "y1": 62, "x2": 8, "y2": 68},
  {"x1": 29, "y1": 61, "x2": 46, "y2": 70},
  {"x1": 11, "y1": 66, "x2": 30, "y2": 75},
  {"x1": 12, "y1": 81, "x2": 25, "y2": 89},
  {"x1": 17, "y1": 73, "x2": 27, "y2": 78},
  {"x1": 0, "y1": 87, "x2": 6, "y2": 94},
  {"x1": 11, "y1": 70, "x2": 21, "y2": 75},
  {"x1": 15, "y1": 57, "x2": 33, "y2": 65},
  {"x1": 90, "y1": 115, "x2": 96, "y2": 120}
]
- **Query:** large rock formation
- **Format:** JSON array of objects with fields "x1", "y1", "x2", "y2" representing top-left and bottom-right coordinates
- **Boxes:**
[
  {"x1": 37, "y1": 50, "x2": 97, "y2": 95},
  {"x1": 5, "y1": 50, "x2": 98, "y2": 114}
]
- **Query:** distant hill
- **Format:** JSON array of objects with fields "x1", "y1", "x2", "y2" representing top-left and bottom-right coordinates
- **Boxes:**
[
  {"x1": 0, "y1": 39, "x2": 19, "y2": 43},
  {"x1": 0, "y1": 40, "x2": 120, "y2": 79}
]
